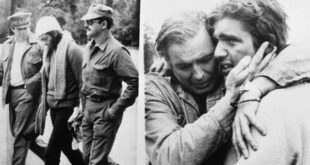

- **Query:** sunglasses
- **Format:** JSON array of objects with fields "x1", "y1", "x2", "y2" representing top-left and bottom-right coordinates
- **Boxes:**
[{"x1": 85, "y1": 19, "x2": 101, "y2": 26}]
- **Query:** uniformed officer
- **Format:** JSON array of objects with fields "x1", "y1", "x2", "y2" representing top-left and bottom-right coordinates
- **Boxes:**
[{"x1": 79, "y1": 4, "x2": 139, "y2": 165}]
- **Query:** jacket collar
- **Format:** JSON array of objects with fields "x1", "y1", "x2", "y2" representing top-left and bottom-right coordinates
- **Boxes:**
[
  {"x1": 165, "y1": 70, "x2": 199, "y2": 113},
  {"x1": 7, "y1": 32, "x2": 38, "y2": 45}
]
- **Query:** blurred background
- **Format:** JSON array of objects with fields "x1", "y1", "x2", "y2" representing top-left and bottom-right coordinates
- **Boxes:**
[{"x1": 0, "y1": 0, "x2": 140, "y2": 46}]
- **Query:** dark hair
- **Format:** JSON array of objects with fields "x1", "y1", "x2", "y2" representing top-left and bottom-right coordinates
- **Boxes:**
[
  {"x1": 46, "y1": 30, "x2": 63, "y2": 51},
  {"x1": 97, "y1": 16, "x2": 113, "y2": 29},
  {"x1": 208, "y1": 0, "x2": 288, "y2": 53},
  {"x1": 155, "y1": 11, "x2": 210, "y2": 60}
]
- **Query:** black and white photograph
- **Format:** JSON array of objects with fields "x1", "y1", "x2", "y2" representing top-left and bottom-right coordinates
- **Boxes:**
[
  {"x1": 143, "y1": 0, "x2": 310, "y2": 165},
  {"x1": 1, "y1": 0, "x2": 310, "y2": 164},
  {"x1": 0, "y1": 0, "x2": 139, "y2": 165}
]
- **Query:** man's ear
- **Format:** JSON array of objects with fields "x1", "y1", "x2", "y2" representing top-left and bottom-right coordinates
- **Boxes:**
[
  {"x1": 10, "y1": 26, "x2": 15, "y2": 32},
  {"x1": 164, "y1": 55, "x2": 171, "y2": 67},
  {"x1": 101, "y1": 20, "x2": 108, "y2": 29}
]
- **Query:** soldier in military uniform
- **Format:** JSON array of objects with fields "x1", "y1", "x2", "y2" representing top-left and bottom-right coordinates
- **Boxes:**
[{"x1": 79, "y1": 4, "x2": 139, "y2": 165}]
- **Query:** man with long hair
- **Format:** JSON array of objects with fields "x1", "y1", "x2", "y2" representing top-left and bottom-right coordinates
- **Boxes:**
[
  {"x1": 35, "y1": 16, "x2": 84, "y2": 165},
  {"x1": 80, "y1": 4, "x2": 139, "y2": 165},
  {"x1": 208, "y1": 0, "x2": 310, "y2": 164}
]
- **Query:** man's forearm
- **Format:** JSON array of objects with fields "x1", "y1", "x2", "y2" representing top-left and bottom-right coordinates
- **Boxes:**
[
  {"x1": 25, "y1": 72, "x2": 42, "y2": 85},
  {"x1": 109, "y1": 77, "x2": 138, "y2": 115}
]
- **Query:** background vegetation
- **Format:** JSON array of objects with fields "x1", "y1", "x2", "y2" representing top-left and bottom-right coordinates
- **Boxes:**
[
  {"x1": 0, "y1": 0, "x2": 140, "y2": 46},
  {"x1": 143, "y1": 24, "x2": 156, "y2": 73}
]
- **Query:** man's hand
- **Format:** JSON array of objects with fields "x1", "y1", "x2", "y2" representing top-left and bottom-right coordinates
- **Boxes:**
[
  {"x1": 225, "y1": 55, "x2": 252, "y2": 99},
  {"x1": 247, "y1": 42, "x2": 277, "y2": 81},
  {"x1": 149, "y1": 56, "x2": 168, "y2": 73},
  {"x1": 103, "y1": 108, "x2": 118, "y2": 120},
  {"x1": 231, "y1": 41, "x2": 276, "y2": 159},
  {"x1": 232, "y1": 85, "x2": 267, "y2": 159},
  {"x1": 40, "y1": 45, "x2": 50, "y2": 74},
  {"x1": 68, "y1": 106, "x2": 81, "y2": 123}
]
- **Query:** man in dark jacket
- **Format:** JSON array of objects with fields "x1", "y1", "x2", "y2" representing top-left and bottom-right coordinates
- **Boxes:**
[
  {"x1": 0, "y1": 11, "x2": 45, "y2": 165},
  {"x1": 35, "y1": 16, "x2": 84, "y2": 165},
  {"x1": 80, "y1": 4, "x2": 139, "y2": 165}
]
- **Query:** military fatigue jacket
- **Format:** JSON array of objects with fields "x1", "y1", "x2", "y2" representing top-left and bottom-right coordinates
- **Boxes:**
[{"x1": 82, "y1": 33, "x2": 138, "y2": 115}]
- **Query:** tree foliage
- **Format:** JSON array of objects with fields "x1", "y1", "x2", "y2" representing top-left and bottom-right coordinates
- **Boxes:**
[
  {"x1": 143, "y1": 23, "x2": 157, "y2": 73},
  {"x1": 0, "y1": 0, "x2": 11, "y2": 43},
  {"x1": 0, "y1": 0, "x2": 139, "y2": 46}
]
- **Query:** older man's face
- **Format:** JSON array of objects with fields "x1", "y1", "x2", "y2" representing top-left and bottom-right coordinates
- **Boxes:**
[
  {"x1": 213, "y1": 17, "x2": 255, "y2": 78},
  {"x1": 12, "y1": 26, "x2": 30, "y2": 42},
  {"x1": 167, "y1": 27, "x2": 218, "y2": 95}
]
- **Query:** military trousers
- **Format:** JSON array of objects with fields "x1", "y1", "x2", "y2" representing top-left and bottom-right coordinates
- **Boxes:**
[{"x1": 81, "y1": 98, "x2": 123, "y2": 165}]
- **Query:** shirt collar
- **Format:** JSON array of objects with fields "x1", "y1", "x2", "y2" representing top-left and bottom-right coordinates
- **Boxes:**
[{"x1": 90, "y1": 33, "x2": 112, "y2": 51}]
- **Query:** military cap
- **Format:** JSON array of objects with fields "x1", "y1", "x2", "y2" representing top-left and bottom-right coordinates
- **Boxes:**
[
  {"x1": 81, "y1": 4, "x2": 113, "y2": 20},
  {"x1": 7, "y1": 12, "x2": 31, "y2": 28}
]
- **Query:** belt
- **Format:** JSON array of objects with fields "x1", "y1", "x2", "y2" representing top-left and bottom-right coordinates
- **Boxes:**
[
  {"x1": 86, "y1": 95, "x2": 107, "y2": 103},
  {"x1": 10, "y1": 84, "x2": 26, "y2": 89}
]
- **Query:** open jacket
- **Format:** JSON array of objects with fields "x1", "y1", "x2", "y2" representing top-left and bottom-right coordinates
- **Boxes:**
[{"x1": 0, "y1": 33, "x2": 43, "y2": 105}]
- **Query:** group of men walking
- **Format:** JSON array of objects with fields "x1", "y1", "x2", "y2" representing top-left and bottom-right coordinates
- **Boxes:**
[{"x1": 0, "y1": 3, "x2": 138, "y2": 165}]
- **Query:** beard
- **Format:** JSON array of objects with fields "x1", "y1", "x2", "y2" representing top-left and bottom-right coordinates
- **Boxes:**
[{"x1": 46, "y1": 31, "x2": 62, "y2": 53}]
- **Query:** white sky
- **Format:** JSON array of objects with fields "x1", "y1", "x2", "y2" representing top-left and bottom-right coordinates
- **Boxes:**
[{"x1": 141, "y1": 0, "x2": 310, "y2": 43}]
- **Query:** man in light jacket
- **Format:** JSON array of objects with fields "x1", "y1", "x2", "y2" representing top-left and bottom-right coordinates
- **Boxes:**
[{"x1": 0, "y1": 11, "x2": 45, "y2": 165}]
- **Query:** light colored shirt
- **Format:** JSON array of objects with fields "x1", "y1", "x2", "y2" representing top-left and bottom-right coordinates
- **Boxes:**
[{"x1": 10, "y1": 42, "x2": 27, "y2": 86}]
